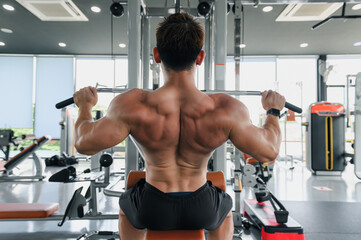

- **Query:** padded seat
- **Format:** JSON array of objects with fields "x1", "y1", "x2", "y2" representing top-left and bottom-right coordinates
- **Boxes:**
[
  {"x1": 0, "y1": 203, "x2": 59, "y2": 219},
  {"x1": 126, "y1": 171, "x2": 225, "y2": 240}
]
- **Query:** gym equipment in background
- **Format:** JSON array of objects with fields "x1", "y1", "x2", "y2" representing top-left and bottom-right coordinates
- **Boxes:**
[
  {"x1": 0, "y1": 129, "x2": 36, "y2": 161},
  {"x1": 0, "y1": 153, "x2": 118, "y2": 226},
  {"x1": 0, "y1": 135, "x2": 50, "y2": 181},
  {"x1": 241, "y1": 158, "x2": 305, "y2": 240},
  {"x1": 355, "y1": 73, "x2": 361, "y2": 179},
  {"x1": 304, "y1": 102, "x2": 346, "y2": 175},
  {"x1": 45, "y1": 153, "x2": 78, "y2": 167},
  {"x1": 59, "y1": 107, "x2": 77, "y2": 157}
]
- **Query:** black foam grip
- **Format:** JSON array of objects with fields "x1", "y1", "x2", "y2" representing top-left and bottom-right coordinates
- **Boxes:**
[
  {"x1": 285, "y1": 102, "x2": 302, "y2": 113},
  {"x1": 56, "y1": 97, "x2": 74, "y2": 109}
]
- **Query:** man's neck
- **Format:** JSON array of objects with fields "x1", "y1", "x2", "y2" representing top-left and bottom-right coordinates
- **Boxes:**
[{"x1": 163, "y1": 68, "x2": 197, "y2": 91}]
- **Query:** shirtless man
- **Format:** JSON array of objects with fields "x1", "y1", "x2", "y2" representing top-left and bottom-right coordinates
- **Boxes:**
[{"x1": 73, "y1": 13, "x2": 285, "y2": 240}]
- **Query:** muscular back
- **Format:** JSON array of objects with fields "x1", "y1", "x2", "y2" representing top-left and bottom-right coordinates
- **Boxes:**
[
  {"x1": 113, "y1": 86, "x2": 239, "y2": 193},
  {"x1": 75, "y1": 84, "x2": 280, "y2": 193}
]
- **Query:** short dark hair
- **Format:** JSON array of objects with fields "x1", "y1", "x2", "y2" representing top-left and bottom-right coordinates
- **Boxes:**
[{"x1": 156, "y1": 13, "x2": 204, "y2": 71}]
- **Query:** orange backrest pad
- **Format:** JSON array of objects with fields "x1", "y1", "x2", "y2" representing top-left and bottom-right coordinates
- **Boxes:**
[
  {"x1": 126, "y1": 170, "x2": 146, "y2": 189},
  {"x1": 206, "y1": 171, "x2": 225, "y2": 191},
  {"x1": 0, "y1": 203, "x2": 59, "y2": 219}
]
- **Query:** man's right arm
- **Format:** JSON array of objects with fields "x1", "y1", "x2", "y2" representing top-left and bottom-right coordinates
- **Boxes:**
[{"x1": 228, "y1": 90, "x2": 285, "y2": 163}]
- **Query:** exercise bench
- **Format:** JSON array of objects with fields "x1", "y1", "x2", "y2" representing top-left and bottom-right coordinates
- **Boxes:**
[
  {"x1": 0, "y1": 203, "x2": 59, "y2": 219},
  {"x1": 0, "y1": 136, "x2": 50, "y2": 181},
  {"x1": 126, "y1": 171, "x2": 226, "y2": 240}
]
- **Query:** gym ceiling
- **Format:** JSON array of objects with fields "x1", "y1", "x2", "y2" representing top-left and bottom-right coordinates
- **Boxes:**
[{"x1": 0, "y1": 0, "x2": 361, "y2": 56}]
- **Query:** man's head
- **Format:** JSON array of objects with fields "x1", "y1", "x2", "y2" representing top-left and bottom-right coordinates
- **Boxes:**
[{"x1": 155, "y1": 13, "x2": 204, "y2": 72}]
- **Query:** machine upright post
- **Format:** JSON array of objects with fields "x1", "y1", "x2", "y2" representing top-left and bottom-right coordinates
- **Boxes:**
[
  {"x1": 233, "y1": 0, "x2": 243, "y2": 217},
  {"x1": 142, "y1": 15, "x2": 150, "y2": 89},
  {"x1": 234, "y1": 0, "x2": 242, "y2": 92},
  {"x1": 346, "y1": 75, "x2": 351, "y2": 128},
  {"x1": 214, "y1": 0, "x2": 227, "y2": 91},
  {"x1": 355, "y1": 72, "x2": 361, "y2": 179},
  {"x1": 204, "y1": 13, "x2": 213, "y2": 91},
  {"x1": 126, "y1": 0, "x2": 141, "y2": 179},
  {"x1": 213, "y1": 0, "x2": 228, "y2": 178},
  {"x1": 128, "y1": 0, "x2": 141, "y2": 89},
  {"x1": 89, "y1": 180, "x2": 98, "y2": 216}
]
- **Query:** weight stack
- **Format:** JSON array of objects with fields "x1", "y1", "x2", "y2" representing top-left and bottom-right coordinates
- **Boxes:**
[{"x1": 305, "y1": 102, "x2": 345, "y2": 175}]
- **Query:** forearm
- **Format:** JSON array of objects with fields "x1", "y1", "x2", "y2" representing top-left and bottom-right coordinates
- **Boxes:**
[
  {"x1": 262, "y1": 114, "x2": 282, "y2": 161},
  {"x1": 74, "y1": 106, "x2": 97, "y2": 154}
]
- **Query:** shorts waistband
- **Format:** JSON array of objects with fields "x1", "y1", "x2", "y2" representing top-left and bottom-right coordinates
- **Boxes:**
[{"x1": 144, "y1": 180, "x2": 210, "y2": 200}]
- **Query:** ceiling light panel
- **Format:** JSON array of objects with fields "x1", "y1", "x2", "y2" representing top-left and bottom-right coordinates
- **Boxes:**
[
  {"x1": 352, "y1": 4, "x2": 361, "y2": 10},
  {"x1": 276, "y1": 3, "x2": 343, "y2": 22},
  {"x1": 16, "y1": 0, "x2": 88, "y2": 21}
]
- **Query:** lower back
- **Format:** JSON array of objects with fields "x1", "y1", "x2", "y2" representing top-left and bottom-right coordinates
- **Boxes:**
[{"x1": 145, "y1": 158, "x2": 209, "y2": 193}]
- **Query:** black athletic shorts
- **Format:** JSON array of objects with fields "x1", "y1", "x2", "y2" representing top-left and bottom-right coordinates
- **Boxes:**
[{"x1": 118, "y1": 178, "x2": 232, "y2": 231}]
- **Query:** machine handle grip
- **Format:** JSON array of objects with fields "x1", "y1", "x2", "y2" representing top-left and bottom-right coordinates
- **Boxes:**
[
  {"x1": 285, "y1": 102, "x2": 302, "y2": 113},
  {"x1": 56, "y1": 97, "x2": 74, "y2": 109}
]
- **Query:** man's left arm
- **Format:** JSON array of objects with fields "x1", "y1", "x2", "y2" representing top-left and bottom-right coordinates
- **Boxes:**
[{"x1": 74, "y1": 87, "x2": 130, "y2": 155}]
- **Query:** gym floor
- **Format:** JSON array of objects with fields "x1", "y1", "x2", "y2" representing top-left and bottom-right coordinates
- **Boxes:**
[{"x1": 1, "y1": 158, "x2": 360, "y2": 240}]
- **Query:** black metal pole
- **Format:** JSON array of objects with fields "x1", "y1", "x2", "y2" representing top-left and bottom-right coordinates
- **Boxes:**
[{"x1": 317, "y1": 55, "x2": 327, "y2": 102}]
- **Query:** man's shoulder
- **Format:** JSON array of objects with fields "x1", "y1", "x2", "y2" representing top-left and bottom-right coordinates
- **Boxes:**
[
  {"x1": 108, "y1": 88, "x2": 150, "y2": 113},
  {"x1": 208, "y1": 93, "x2": 246, "y2": 111},
  {"x1": 124, "y1": 88, "x2": 150, "y2": 97},
  {"x1": 114, "y1": 88, "x2": 149, "y2": 102}
]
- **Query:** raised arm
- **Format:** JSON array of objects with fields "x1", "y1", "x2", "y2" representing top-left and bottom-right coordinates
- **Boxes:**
[
  {"x1": 228, "y1": 90, "x2": 285, "y2": 163},
  {"x1": 73, "y1": 87, "x2": 130, "y2": 155}
]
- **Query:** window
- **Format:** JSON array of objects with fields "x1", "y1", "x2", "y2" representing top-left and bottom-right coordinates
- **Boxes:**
[
  {"x1": 226, "y1": 57, "x2": 276, "y2": 124},
  {"x1": 326, "y1": 56, "x2": 361, "y2": 105},
  {"x1": 277, "y1": 57, "x2": 317, "y2": 158},
  {"x1": 0, "y1": 56, "x2": 34, "y2": 128},
  {"x1": 76, "y1": 57, "x2": 129, "y2": 111},
  {"x1": 35, "y1": 57, "x2": 74, "y2": 138}
]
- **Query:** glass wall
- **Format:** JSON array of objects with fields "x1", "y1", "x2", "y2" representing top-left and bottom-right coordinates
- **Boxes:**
[
  {"x1": 222, "y1": 56, "x2": 317, "y2": 160},
  {"x1": 35, "y1": 57, "x2": 74, "y2": 139},
  {"x1": 227, "y1": 58, "x2": 277, "y2": 124},
  {"x1": 3, "y1": 54, "x2": 360, "y2": 159},
  {"x1": 75, "y1": 57, "x2": 129, "y2": 112},
  {"x1": 276, "y1": 57, "x2": 317, "y2": 159},
  {"x1": 326, "y1": 56, "x2": 361, "y2": 146},
  {"x1": 326, "y1": 56, "x2": 361, "y2": 105},
  {"x1": 0, "y1": 56, "x2": 34, "y2": 129}
]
